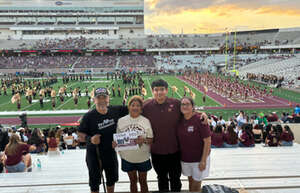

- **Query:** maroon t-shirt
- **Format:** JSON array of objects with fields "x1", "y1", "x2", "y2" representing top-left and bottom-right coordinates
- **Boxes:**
[
  {"x1": 211, "y1": 132, "x2": 224, "y2": 147},
  {"x1": 177, "y1": 113, "x2": 211, "y2": 162},
  {"x1": 224, "y1": 132, "x2": 238, "y2": 145},
  {"x1": 240, "y1": 131, "x2": 255, "y2": 147},
  {"x1": 280, "y1": 132, "x2": 294, "y2": 142},
  {"x1": 143, "y1": 97, "x2": 181, "y2": 154},
  {"x1": 5, "y1": 144, "x2": 30, "y2": 166}
]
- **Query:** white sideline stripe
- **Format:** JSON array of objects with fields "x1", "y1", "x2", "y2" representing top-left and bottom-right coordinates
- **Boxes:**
[
  {"x1": 160, "y1": 76, "x2": 182, "y2": 98},
  {"x1": 146, "y1": 77, "x2": 154, "y2": 97}
]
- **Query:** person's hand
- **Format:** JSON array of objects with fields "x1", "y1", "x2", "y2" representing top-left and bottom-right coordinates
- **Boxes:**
[
  {"x1": 91, "y1": 134, "x2": 101, "y2": 145},
  {"x1": 200, "y1": 112, "x2": 208, "y2": 124},
  {"x1": 199, "y1": 161, "x2": 206, "y2": 171},
  {"x1": 112, "y1": 141, "x2": 117, "y2": 149},
  {"x1": 135, "y1": 136, "x2": 144, "y2": 145}
]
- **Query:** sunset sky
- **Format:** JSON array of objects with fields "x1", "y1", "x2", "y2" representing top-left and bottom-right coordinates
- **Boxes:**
[{"x1": 144, "y1": 0, "x2": 300, "y2": 34}]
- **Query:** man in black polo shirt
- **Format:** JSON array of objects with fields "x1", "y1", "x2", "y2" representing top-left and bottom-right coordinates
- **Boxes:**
[{"x1": 78, "y1": 88, "x2": 128, "y2": 193}]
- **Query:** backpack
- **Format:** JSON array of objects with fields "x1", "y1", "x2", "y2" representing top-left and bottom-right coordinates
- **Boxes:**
[{"x1": 202, "y1": 184, "x2": 239, "y2": 193}]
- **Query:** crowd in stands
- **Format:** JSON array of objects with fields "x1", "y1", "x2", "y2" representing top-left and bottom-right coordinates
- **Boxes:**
[
  {"x1": 0, "y1": 105, "x2": 299, "y2": 173},
  {"x1": 33, "y1": 37, "x2": 92, "y2": 49},
  {"x1": 0, "y1": 55, "x2": 78, "y2": 69},
  {"x1": 209, "y1": 109, "x2": 298, "y2": 148},
  {"x1": 119, "y1": 55, "x2": 155, "y2": 68},
  {"x1": 0, "y1": 55, "x2": 156, "y2": 69},
  {"x1": 75, "y1": 56, "x2": 117, "y2": 68},
  {"x1": 0, "y1": 126, "x2": 82, "y2": 173}
]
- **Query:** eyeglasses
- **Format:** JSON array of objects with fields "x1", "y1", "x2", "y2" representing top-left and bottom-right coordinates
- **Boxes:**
[{"x1": 181, "y1": 103, "x2": 192, "y2": 107}]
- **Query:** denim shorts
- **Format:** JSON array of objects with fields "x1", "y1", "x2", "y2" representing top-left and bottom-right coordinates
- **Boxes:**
[
  {"x1": 121, "y1": 159, "x2": 152, "y2": 172},
  {"x1": 281, "y1": 141, "x2": 293, "y2": 146},
  {"x1": 6, "y1": 161, "x2": 25, "y2": 173}
]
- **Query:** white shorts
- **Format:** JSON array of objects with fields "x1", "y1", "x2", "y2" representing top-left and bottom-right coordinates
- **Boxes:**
[{"x1": 181, "y1": 155, "x2": 210, "y2": 181}]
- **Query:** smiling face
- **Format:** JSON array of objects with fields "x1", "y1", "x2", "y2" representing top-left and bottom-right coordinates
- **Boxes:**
[
  {"x1": 152, "y1": 86, "x2": 168, "y2": 103},
  {"x1": 180, "y1": 98, "x2": 194, "y2": 116},
  {"x1": 94, "y1": 95, "x2": 109, "y2": 113},
  {"x1": 129, "y1": 100, "x2": 142, "y2": 118}
]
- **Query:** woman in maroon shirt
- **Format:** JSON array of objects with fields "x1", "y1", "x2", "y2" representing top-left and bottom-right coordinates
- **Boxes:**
[
  {"x1": 280, "y1": 125, "x2": 294, "y2": 146},
  {"x1": 177, "y1": 97, "x2": 211, "y2": 192},
  {"x1": 211, "y1": 125, "x2": 224, "y2": 148},
  {"x1": 4, "y1": 133, "x2": 36, "y2": 173},
  {"x1": 265, "y1": 125, "x2": 280, "y2": 147},
  {"x1": 223, "y1": 125, "x2": 238, "y2": 148},
  {"x1": 47, "y1": 129, "x2": 60, "y2": 156},
  {"x1": 238, "y1": 124, "x2": 255, "y2": 147}
]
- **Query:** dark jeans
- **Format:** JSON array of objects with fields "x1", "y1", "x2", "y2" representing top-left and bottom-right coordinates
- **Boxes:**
[{"x1": 151, "y1": 151, "x2": 182, "y2": 192}]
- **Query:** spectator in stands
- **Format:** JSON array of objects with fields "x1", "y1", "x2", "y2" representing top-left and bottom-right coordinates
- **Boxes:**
[
  {"x1": 257, "y1": 113, "x2": 268, "y2": 126},
  {"x1": 239, "y1": 124, "x2": 255, "y2": 147},
  {"x1": 17, "y1": 128, "x2": 28, "y2": 143},
  {"x1": 294, "y1": 105, "x2": 300, "y2": 115},
  {"x1": 47, "y1": 129, "x2": 60, "y2": 156},
  {"x1": 64, "y1": 130, "x2": 76, "y2": 149},
  {"x1": 223, "y1": 124, "x2": 238, "y2": 148},
  {"x1": 114, "y1": 96, "x2": 153, "y2": 193},
  {"x1": 267, "y1": 112, "x2": 279, "y2": 122},
  {"x1": 280, "y1": 112, "x2": 288, "y2": 123},
  {"x1": 27, "y1": 128, "x2": 45, "y2": 153},
  {"x1": 253, "y1": 124, "x2": 263, "y2": 144},
  {"x1": 265, "y1": 125, "x2": 280, "y2": 147},
  {"x1": 177, "y1": 97, "x2": 211, "y2": 192},
  {"x1": 0, "y1": 151, "x2": 4, "y2": 173},
  {"x1": 78, "y1": 87, "x2": 128, "y2": 193},
  {"x1": 237, "y1": 111, "x2": 247, "y2": 129},
  {"x1": 56, "y1": 128, "x2": 66, "y2": 150},
  {"x1": 217, "y1": 116, "x2": 226, "y2": 126},
  {"x1": 0, "y1": 127, "x2": 9, "y2": 152},
  {"x1": 294, "y1": 112, "x2": 300, "y2": 123},
  {"x1": 211, "y1": 125, "x2": 224, "y2": 148},
  {"x1": 280, "y1": 125, "x2": 294, "y2": 146},
  {"x1": 142, "y1": 79, "x2": 182, "y2": 192},
  {"x1": 4, "y1": 133, "x2": 36, "y2": 173}
]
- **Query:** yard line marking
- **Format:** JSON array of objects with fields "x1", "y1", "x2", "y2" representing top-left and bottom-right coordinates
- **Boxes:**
[{"x1": 160, "y1": 76, "x2": 182, "y2": 98}]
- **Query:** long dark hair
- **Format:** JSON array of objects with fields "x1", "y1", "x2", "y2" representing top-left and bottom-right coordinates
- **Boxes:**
[
  {"x1": 226, "y1": 125, "x2": 238, "y2": 141},
  {"x1": 48, "y1": 129, "x2": 56, "y2": 138},
  {"x1": 28, "y1": 128, "x2": 43, "y2": 145},
  {"x1": 214, "y1": 125, "x2": 223, "y2": 134},
  {"x1": 242, "y1": 124, "x2": 254, "y2": 140},
  {"x1": 284, "y1": 125, "x2": 294, "y2": 139}
]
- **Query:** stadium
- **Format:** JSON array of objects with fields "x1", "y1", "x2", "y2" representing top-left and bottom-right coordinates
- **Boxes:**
[{"x1": 0, "y1": 0, "x2": 300, "y2": 193}]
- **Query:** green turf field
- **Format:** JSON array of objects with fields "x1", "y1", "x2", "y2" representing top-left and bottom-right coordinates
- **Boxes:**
[
  {"x1": 0, "y1": 74, "x2": 298, "y2": 126},
  {"x1": 0, "y1": 75, "x2": 220, "y2": 112}
]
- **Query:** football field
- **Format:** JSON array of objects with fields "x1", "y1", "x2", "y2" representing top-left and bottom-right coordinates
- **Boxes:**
[
  {"x1": 0, "y1": 74, "x2": 298, "y2": 127},
  {"x1": 0, "y1": 75, "x2": 219, "y2": 112}
]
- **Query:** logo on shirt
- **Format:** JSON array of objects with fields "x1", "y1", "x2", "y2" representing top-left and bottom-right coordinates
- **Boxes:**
[
  {"x1": 123, "y1": 124, "x2": 145, "y2": 136},
  {"x1": 187, "y1": 126, "x2": 194, "y2": 133},
  {"x1": 98, "y1": 119, "x2": 115, "y2": 130}
]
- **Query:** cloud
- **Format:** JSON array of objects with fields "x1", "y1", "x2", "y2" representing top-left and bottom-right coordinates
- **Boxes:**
[
  {"x1": 146, "y1": 0, "x2": 300, "y2": 15},
  {"x1": 144, "y1": 0, "x2": 300, "y2": 34},
  {"x1": 145, "y1": 25, "x2": 172, "y2": 34}
]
